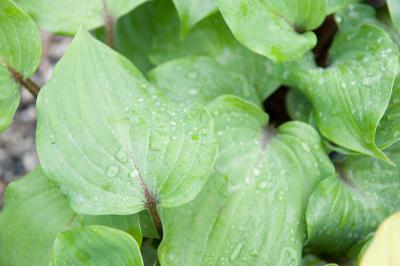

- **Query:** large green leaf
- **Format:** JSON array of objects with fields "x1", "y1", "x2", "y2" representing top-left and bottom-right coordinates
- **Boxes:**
[
  {"x1": 288, "y1": 24, "x2": 400, "y2": 162},
  {"x1": 0, "y1": 0, "x2": 40, "y2": 132},
  {"x1": 148, "y1": 1, "x2": 280, "y2": 100},
  {"x1": 0, "y1": 167, "x2": 141, "y2": 266},
  {"x1": 36, "y1": 30, "x2": 217, "y2": 215},
  {"x1": 388, "y1": 0, "x2": 400, "y2": 33},
  {"x1": 158, "y1": 96, "x2": 334, "y2": 265},
  {"x1": 216, "y1": 0, "x2": 326, "y2": 62},
  {"x1": 15, "y1": 0, "x2": 149, "y2": 34},
  {"x1": 148, "y1": 56, "x2": 260, "y2": 105},
  {"x1": 50, "y1": 225, "x2": 143, "y2": 265},
  {"x1": 172, "y1": 0, "x2": 217, "y2": 35},
  {"x1": 305, "y1": 143, "x2": 400, "y2": 257}
]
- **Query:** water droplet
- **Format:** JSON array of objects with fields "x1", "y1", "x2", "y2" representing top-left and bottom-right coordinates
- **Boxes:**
[
  {"x1": 187, "y1": 72, "x2": 198, "y2": 79},
  {"x1": 189, "y1": 89, "x2": 198, "y2": 95},
  {"x1": 106, "y1": 164, "x2": 119, "y2": 177},
  {"x1": 115, "y1": 148, "x2": 128, "y2": 163},
  {"x1": 252, "y1": 168, "x2": 260, "y2": 176},
  {"x1": 229, "y1": 242, "x2": 244, "y2": 261},
  {"x1": 129, "y1": 168, "x2": 139, "y2": 178},
  {"x1": 257, "y1": 180, "x2": 268, "y2": 190},
  {"x1": 150, "y1": 132, "x2": 168, "y2": 151},
  {"x1": 300, "y1": 142, "x2": 310, "y2": 152}
]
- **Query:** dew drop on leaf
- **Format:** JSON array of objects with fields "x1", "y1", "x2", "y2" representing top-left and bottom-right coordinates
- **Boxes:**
[
  {"x1": 229, "y1": 242, "x2": 244, "y2": 261},
  {"x1": 106, "y1": 164, "x2": 119, "y2": 177}
]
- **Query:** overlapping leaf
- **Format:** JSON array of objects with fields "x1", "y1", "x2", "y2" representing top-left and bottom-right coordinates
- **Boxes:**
[
  {"x1": 15, "y1": 0, "x2": 148, "y2": 34},
  {"x1": 102, "y1": 0, "x2": 281, "y2": 101},
  {"x1": 50, "y1": 225, "x2": 143, "y2": 266},
  {"x1": 359, "y1": 212, "x2": 400, "y2": 266},
  {"x1": 36, "y1": 30, "x2": 217, "y2": 215},
  {"x1": 148, "y1": 56, "x2": 260, "y2": 105},
  {"x1": 327, "y1": 0, "x2": 360, "y2": 14},
  {"x1": 305, "y1": 143, "x2": 400, "y2": 257},
  {"x1": 388, "y1": 0, "x2": 400, "y2": 33},
  {"x1": 158, "y1": 96, "x2": 334, "y2": 265},
  {"x1": 216, "y1": 0, "x2": 326, "y2": 62},
  {"x1": 0, "y1": 167, "x2": 141, "y2": 266},
  {"x1": 172, "y1": 0, "x2": 217, "y2": 35},
  {"x1": 0, "y1": 0, "x2": 40, "y2": 132},
  {"x1": 288, "y1": 24, "x2": 400, "y2": 162}
]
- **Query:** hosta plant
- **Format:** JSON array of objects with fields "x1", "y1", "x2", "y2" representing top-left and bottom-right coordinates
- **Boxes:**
[{"x1": 1, "y1": 0, "x2": 400, "y2": 265}]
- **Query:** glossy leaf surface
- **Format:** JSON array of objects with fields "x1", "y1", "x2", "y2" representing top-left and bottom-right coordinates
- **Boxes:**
[
  {"x1": 0, "y1": 167, "x2": 141, "y2": 266},
  {"x1": 36, "y1": 30, "x2": 217, "y2": 215},
  {"x1": 216, "y1": 0, "x2": 326, "y2": 62},
  {"x1": 51, "y1": 225, "x2": 143, "y2": 266},
  {"x1": 158, "y1": 96, "x2": 334, "y2": 265},
  {"x1": 306, "y1": 144, "x2": 400, "y2": 257}
]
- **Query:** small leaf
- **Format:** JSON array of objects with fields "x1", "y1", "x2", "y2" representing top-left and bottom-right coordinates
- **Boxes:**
[
  {"x1": 285, "y1": 89, "x2": 312, "y2": 123},
  {"x1": 172, "y1": 0, "x2": 217, "y2": 36},
  {"x1": 148, "y1": 1, "x2": 280, "y2": 100},
  {"x1": 216, "y1": 0, "x2": 326, "y2": 62},
  {"x1": 388, "y1": 0, "x2": 400, "y2": 33},
  {"x1": 306, "y1": 143, "x2": 400, "y2": 257},
  {"x1": 15, "y1": 0, "x2": 149, "y2": 34},
  {"x1": 50, "y1": 225, "x2": 143, "y2": 266},
  {"x1": 376, "y1": 77, "x2": 400, "y2": 148},
  {"x1": 360, "y1": 212, "x2": 400, "y2": 266},
  {"x1": 36, "y1": 30, "x2": 217, "y2": 215},
  {"x1": 0, "y1": 167, "x2": 141, "y2": 266},
  {"x1": 0, "y1": 0, "x2": 41, "y2": 132},
  {"x1": 148, "y1": 56, "x2": 260, "y2": 105},
  {"x1": 290, "y1": 24, "x2": 400, "y2": 162},
  {"x1": 158, "y1": 96, "x2": 334, "y2": 265}
]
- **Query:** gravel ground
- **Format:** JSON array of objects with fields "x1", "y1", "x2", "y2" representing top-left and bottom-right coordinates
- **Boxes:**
[{"x1": 0, "y1": 33, "x2": 71, "y2": 207}]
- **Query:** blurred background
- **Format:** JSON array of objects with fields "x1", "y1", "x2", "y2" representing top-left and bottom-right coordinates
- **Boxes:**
[{"x1": 0, "y1": 33, "x2": 71, "y2": 208}]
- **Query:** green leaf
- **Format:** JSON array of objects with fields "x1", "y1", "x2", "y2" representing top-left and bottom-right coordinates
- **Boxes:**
[
  {"x1": 158, "y1": 95, "x2": 334, "y2": 265},
  {"x1": 148, "y1": 1, "x2": 280, "y2": 100},
  {"x1": 0, "y1": 167, "x2": 141, "y2": 266},
  {"x1": 36, "y1": 30, "x2": 217, "y2": 215},
  {"x1": 327, "y1": 0, "x2": 360, "y2": 14},
  {"x1": 141, "y1": 239, "x2": 159, "y2": 266},
  {"x1": 216, "y1": 0, "x2": 326, "y2": 62},
  {"x1": 148, "y1": 56, "x2": 261, "y2": 105},
  {"x1": 376, "y1": 77, "x2": 400, "y2": 148},
  {"x1": 290, "y1": 24, "x2": 400, "y2": 162},
  {"x1": 286, "y1": 89, "x2": 312, "y2": 123},
  {"x1": 172, "y1": 0, "x2": 217, "y2": 36},
  {"x1": 15, "y1": 0, "x2": 149, "y2": 34},
  {"x1": 95, "y1": 1, "x2": 156, "y2": 73},
  {"x1": 50, "y1": 225, "x2": 143, "y2": 266},
  {"x1": 305, "y1": 143, "x2": 400, "y2": 257},
  {"x1": 139, "y1": 210, "x2": 159, "y2": 239},
  {"x1": 388, "y1": 0, "x2": 400, "y2": 33},
  {"x1": 0, "y1": 0, "x2": 40, "y2": 132}
]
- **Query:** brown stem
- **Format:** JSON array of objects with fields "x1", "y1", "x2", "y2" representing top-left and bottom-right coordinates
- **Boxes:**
[
  {"x1": 1, "y1": 59, "x2": 40, "y2": 97},
  {"x1": 139, "y1": 177, "x2": 163, "y2": 238},
  {"x1": 102, "y1": 0, "x2": 115, "y2": 48},
  {"x1": 145, "y1": 198, "x2": 163, "y2": 239}
]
